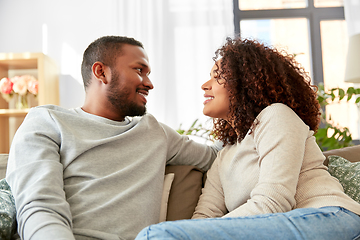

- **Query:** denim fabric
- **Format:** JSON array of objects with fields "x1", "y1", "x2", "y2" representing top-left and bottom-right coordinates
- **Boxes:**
[{"x1": 135, "y1": 207, "x2": 360, "y2": 240}]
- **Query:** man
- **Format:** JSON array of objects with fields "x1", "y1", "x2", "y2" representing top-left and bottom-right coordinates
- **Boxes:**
[{"x1": 6, "y1": 36, "x2": 221, "y2": 240}]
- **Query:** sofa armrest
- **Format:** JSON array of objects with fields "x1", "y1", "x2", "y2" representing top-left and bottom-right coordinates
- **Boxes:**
[
  {"x1": 0, "y1": 154, "x2": 8, "y2": 180},
  {"x1": 323, "y1": 145, "x2": 360, "y2": 166}
]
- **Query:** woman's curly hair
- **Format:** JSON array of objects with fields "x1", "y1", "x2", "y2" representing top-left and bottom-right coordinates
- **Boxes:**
[{"x1": 212, "y1": 38, "x2": 321, "y2": 146}]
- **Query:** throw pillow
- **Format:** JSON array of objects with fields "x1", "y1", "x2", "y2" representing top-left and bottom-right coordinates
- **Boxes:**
[
  {"x1": 0, "y1": 178, "x2": 17, "y2": 240},
  {"x1": 328, "y1": 155, "x2": 360, "y2": 204},
  {"x1": 165, "y1": 165, "x2": 204, "y2": 221},
  {"x1": 159, "y1": 173, "x2": 174, "y2": 222}
]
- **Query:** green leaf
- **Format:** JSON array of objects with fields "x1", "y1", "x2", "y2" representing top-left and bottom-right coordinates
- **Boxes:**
[
  {"x1": 317, "y1": 96, "x2": 326, "y2": 106},
  {"x1": 338, "y1": 88, "x2": 345, "y2": 100},
  {"x1": 190, "y1": 119, "x2": 199, "y2": 128},
  {"x1": 347, "y1": 87, "x2": 355, "y2": 95},
  {"x1": 177, "y1": 130, "x2": 185, "y2": 135},
  {"x1": 315, "y1": 128, "x2": 327, "y2": 138},
  {"x1": 331, "y1": 92, "x2": 336, "y2": 101}
]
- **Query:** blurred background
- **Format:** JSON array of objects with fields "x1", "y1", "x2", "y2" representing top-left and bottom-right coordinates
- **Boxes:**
[{"x1": 0, "y1": 0, "x2": 359, "y2": 146}]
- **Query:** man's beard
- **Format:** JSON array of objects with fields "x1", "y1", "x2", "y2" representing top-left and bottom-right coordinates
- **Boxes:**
[{"x1": 107, "y1": 72, "x2": 147, "y2": 118}]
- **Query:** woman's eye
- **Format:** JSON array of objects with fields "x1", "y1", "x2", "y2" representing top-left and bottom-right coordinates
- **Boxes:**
[{"x1": 215, "y1": 78, "x2": 225, "y2": 85}]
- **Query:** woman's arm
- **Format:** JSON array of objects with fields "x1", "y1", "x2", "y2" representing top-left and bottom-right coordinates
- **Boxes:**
[
  {"x1": 225, "y1": 103, "x2": 310, "y2": 217},
  {"x1": 192, "y1": 155, "x2": 228, "y2": 219}
]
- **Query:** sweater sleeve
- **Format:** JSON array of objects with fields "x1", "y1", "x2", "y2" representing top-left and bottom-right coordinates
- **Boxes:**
[
  {"x1": 225, "y1": 103, "x2": 310, "y2": 217},
  {"x1": 192, "y1": 155, "x2": 228, "y2": 219},
  {"x1": 6, "y1": 108, "x2": 75, "y2": 240},
  {"x1": 160, "y1": 123, "x2": 222, "y2": 171}
]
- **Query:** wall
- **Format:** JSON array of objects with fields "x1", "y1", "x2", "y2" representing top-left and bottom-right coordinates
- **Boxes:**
[
  {"x1": 0, "y1": 0, "x2": 121, "y2": 109},
  {"x1": 0, "y1": 0, "x2": 234, "y2": 130}
]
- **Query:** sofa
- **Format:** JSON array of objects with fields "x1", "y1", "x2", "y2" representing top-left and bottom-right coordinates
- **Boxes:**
[
  {"x1": 0, "y1": 144, "x2": 359, "y2": 239},
  {"x1": 164, "y1": 144, "x2": 360, "y2": 220}
]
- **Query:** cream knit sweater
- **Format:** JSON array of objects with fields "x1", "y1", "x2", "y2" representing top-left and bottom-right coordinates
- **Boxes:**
[{"x1": 193, "y1": 103, "x2": 360, "y2": 219}]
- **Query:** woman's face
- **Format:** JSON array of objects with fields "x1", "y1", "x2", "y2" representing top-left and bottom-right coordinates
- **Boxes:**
[{"x1": 201, "y1": 62, "x2": 230, "y2": 120}]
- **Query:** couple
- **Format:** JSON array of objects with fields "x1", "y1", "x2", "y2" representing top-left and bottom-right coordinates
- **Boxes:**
[{"x1": 6, "y1": 36, "x2": 360, "y2": 240}]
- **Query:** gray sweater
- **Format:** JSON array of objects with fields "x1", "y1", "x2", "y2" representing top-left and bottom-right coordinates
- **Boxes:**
[{"x1": 6, "y1": 105, "x2": 220, "y2": 240}]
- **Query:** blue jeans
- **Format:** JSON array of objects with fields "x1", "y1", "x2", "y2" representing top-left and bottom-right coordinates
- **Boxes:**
[{"x1": 135, "y1": 207, "x2": 360, "y2": 240}]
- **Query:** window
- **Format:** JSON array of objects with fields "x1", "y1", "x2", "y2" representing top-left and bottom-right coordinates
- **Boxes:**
[
  {"x1": 233, "y1": 0, "x2": 359, "y2": 139},
  {"x1": 234, "y1": 0, "x2": 345, "y2": 86}
]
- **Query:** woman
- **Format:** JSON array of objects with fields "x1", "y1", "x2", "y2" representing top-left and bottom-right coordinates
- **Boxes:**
[{"x1": 135, "y1": 38, "x2": 360, "y2": 239}]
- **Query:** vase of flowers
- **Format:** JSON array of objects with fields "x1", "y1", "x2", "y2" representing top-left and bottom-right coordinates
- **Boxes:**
[{"x1": 0, "y1": 75, "x2": 39, "y2": 109}]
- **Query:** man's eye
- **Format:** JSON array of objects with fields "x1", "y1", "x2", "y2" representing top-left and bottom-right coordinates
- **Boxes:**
[{"x1": 135, "y1": 68, "x2": 142, "y2": 73}]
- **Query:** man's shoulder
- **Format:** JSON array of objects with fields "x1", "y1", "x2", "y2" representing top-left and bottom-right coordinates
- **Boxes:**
[
  {"x1": 25, "y1": 105, "x2": 80, "y2": 124},
  {"x1": 136, "y1": 113, "x2": 159, "y2": 124},
  {"x1": 135, "y1": 113, "x2": 174, "y2": 133},
  {"x1": 30, "y1": 104, "x2": 74, "y2": 113}
]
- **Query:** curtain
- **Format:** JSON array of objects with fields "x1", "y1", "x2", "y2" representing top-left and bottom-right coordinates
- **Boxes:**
[
  {"x1": 0, "y1": 0, "x2": 234, "y2": 131},
  {"x1": 116, "y1": 0, "x2": 234, "y2": 129}
]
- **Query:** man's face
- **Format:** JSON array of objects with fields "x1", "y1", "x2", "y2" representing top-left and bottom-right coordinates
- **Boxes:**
[{"x1": 106, "y1": 44, "x2": 153, "y2": 119}]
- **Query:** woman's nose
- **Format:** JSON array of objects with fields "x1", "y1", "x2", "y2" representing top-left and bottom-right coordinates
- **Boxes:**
[{"x1": 201, "y1": 79, "x2": 212, "y2": 91}]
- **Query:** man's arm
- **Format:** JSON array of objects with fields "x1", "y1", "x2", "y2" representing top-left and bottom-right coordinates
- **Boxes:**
[
  {"x1": 160, "y1": 122, "x2": 222, "y2": 171},
  {"x1": 6, "y1": 108, "x2": 75, "y2": 240}
]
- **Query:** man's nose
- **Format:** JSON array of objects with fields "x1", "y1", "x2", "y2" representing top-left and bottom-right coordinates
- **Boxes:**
[{"x1": 143, "y1": 76, "x2": 154, "y2": 90}]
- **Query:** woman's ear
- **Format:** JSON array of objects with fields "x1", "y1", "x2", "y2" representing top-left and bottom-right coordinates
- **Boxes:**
[{"x1": 92, "y1": 62, "x2": 108, "y2": 84}]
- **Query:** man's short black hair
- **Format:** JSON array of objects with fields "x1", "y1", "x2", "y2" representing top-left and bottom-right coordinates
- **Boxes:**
[{"x1": 81, "y1": 36, "x2": 143, "y2": 89}]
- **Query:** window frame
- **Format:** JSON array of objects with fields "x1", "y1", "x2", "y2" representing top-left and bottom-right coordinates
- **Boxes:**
[{"x1": 232, "y1": 0, "x2": 345, "y2": 85}]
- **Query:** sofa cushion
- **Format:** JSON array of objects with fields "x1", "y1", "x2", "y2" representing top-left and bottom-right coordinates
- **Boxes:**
[
  {"x1": 165, "y1": 165, "x2": 204, "y2": 221},
  {"x1": 159, "y1": 173, "x2": 174, "y2": 222},
  {"x1": 328, "y1": 155, "x2": 360, "y2": 204},
  {"x1": 0, "y1": 178, "x2": 17, "y2": 240}
]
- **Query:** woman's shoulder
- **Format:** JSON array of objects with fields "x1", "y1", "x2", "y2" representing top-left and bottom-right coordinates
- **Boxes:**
[
  {"x1": 257, "y1": 103, "x2": 299, "y2": 120},
  {"x1": 255, "y1": 103, "x2": 308, "y2": 132},
  {"x1": 261, "y1": 103, "x2": 292, "y2": 113}
]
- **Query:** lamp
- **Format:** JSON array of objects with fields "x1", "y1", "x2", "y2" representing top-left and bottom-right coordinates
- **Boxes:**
[
  {"x1": 344, "y1": 0, "x2": 360, "y2": 83},
  {"x1": 344, "y1": 33, "x2": 360, "y2": 83}
]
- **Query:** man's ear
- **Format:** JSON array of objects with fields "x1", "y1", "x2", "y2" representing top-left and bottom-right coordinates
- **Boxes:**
[{"x1": 92, "y1": 62, "x2": 108, "y2": 84}]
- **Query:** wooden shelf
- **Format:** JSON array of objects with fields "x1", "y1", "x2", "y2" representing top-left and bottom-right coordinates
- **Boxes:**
[
  {"x1": 0, "y1": 109, "x2": 30, "y2": 117},
  {"x1": 0, "y1": 52, "x2": 59, "y2": 153}
]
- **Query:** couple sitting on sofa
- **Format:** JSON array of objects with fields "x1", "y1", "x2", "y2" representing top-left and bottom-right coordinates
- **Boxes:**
[{"x1": 5, "y1": 36, "x2": 360, "y2": 240}]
